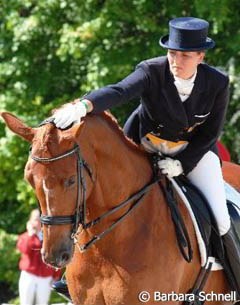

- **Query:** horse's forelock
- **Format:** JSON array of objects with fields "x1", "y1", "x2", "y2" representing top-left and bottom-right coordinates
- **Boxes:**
[
  {"x1": 38, "y1": 124, "x2": 57, "y2": 144},
  {"x1": 33, "y1": 123, "x2": 68, "y2": 154}
]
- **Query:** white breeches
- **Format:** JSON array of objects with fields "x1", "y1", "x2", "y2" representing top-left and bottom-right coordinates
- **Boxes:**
[
  {"x1": 187, "y1": 151, "x2": 231, "y2": 236},
  {"x1": 19, "y1": 271, "x2": 52, "y2": 305}
]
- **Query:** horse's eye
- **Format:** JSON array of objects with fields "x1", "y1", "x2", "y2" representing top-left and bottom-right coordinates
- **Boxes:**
[{"x1": 65, "y1": 176, "x2": 76, "y2": 188}]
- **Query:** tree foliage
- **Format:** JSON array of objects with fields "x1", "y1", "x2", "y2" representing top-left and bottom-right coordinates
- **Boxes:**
[
  {"x1": 0, "y1": 0, "x2": 239, "y2": 298},
  {"x1": 0, "y1": 229, "x2": 19, "y2": 295}
]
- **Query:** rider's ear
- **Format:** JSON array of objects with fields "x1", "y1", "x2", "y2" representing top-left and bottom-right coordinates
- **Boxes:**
[
  {"x1": 0, "y1": 112, "x2": 35, "y2": 142},
  {"x1": 61, "y1": 122, "x2": 84, "y2": 141}
]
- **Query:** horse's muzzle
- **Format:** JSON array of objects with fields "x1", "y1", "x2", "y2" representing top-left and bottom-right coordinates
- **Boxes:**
[{"x1": 41, "y1": 241, "x2": 74, "y2": 268}]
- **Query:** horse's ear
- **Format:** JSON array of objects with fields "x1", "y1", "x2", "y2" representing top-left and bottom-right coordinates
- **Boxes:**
[
  {"x1": 61, "y1": 122, "x2": 84, "y2": 141},
  {"x1": 0, "y1": 112, "x2": 35, "y2": 142}
]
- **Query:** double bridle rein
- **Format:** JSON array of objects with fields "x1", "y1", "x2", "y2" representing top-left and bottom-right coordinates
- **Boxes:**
[{"x1": 30, "y1": 141, "x2": 160, "y2": 252}]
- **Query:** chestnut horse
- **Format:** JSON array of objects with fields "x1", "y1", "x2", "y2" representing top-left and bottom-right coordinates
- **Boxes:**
[{"x1": 1, "y1": 111, "x2": 240, "y2": 305}]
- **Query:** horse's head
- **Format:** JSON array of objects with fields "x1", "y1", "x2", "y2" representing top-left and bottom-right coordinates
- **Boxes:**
[
  {"x1": 1, "y1": 112, "x2": 95, "y2": 268},
  {"x1": 1, "y1": 111, "x2": 153, "y2": 272}
]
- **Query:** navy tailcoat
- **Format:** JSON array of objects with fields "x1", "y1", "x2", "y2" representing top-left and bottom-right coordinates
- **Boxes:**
[{"x1": 85, "y1": 56, "x2": 229, "y2": 174}]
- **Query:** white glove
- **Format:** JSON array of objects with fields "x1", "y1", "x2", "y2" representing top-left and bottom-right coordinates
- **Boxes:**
[
  {"x1": 158, "y1": 157, "x2": 183, "y2": 178},
  {"x1": 53, "y1": 102, "x2": 87, "y2": 129}
]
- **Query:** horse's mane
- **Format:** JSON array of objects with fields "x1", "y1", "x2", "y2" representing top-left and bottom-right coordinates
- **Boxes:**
[{"x1": 96, "y1": 111, "x2": 146, "y2": 156}]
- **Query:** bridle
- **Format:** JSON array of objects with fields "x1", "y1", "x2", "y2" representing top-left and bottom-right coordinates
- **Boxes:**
[
  {"x1": 30, "y1": 140, "x2": 160, "y2": 252},
  {"x1": 31, "y1": 144, "x2": 92, "y2": 238}
]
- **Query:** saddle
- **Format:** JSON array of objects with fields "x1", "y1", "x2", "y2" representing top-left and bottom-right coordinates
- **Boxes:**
[{"x1": 173, "y1": 176, "x2": 240, "y2": 262}]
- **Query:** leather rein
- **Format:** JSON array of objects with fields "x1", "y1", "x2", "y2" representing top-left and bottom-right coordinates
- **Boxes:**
[{"x1": 30, "y1": 141, "x2": 160, "y2": 252}]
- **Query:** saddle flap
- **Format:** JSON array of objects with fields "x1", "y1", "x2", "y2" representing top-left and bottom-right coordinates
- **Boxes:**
[{"x1": 175, "y1": 176, "x2": 212, "y2": 248}]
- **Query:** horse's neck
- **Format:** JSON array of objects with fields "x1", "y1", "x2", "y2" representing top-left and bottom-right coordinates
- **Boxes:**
[
  {"x1": 81, "y1": 115, "x2": 155, "y2": 231},
  {"x1": 86, "y1": 116, "x2": 152, "y2": 202}
]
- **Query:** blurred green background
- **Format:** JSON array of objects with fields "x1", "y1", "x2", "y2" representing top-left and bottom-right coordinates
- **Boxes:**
[{"x1": 0, "y1": 0, "x2": 239, "y2": 303}]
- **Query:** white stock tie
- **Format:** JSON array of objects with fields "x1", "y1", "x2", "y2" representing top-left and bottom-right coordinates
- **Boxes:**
[{"x1": 174, "y1": 71, "x2": 197, "y2": 102}]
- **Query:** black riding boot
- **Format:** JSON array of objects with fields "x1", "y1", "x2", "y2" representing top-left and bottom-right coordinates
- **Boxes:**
[
  {"x1": 52, "y1": 279, "x2": 72, "y2": 302},
  {"x1": 222, "y1": 225, "x2": 240, "y2": 298}
]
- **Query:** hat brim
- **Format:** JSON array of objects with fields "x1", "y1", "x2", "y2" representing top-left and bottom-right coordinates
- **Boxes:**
[{"x1": 159, "y1": 34, "x2": 215, "y2": 51}]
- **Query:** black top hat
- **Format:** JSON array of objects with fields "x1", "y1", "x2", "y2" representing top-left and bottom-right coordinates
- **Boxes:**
[{"x1": 160, "y1": 17, "x2": 215, "y2": 51}]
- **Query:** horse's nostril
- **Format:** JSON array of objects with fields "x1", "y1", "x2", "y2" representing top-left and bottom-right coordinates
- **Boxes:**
[{"x1": 61, "y1": 252, "x2": 70, "y2": 262}]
